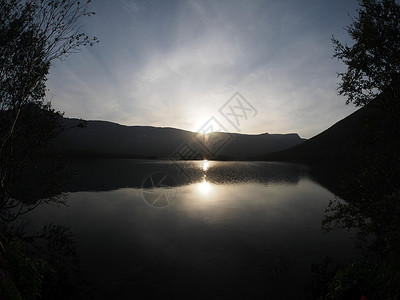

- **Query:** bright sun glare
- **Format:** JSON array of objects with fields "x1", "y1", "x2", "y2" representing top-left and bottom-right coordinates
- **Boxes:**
[
  {"x1": 197, "y1": 160, "x2": 212, "y2": 195},
  {"x1": 197, "y1": 178, "x2": 212, "y2": 195},
  {"x1": 202, "y1": 159, "x2": 210, "y2": 171}
]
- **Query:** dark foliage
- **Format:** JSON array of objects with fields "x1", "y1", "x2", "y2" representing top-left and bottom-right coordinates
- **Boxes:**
[
  {"x1": 320, "y1": 0, "x2": 400, "y2": 298},
  {"x1": 0, "y1": 0, "x2": 97, "y2": 298},
  {"x1": 332, "y1": 0, "x2": 400, "y2": 106}
]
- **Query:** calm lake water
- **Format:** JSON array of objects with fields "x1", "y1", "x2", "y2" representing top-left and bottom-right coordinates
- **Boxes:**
[{"x1": 26, "y1": 160, "x2": 356, "y2": 299}]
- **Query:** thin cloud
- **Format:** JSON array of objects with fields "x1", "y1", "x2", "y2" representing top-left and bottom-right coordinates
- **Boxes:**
[{"x1": 47, "y1": 0, "x2": 359, "y2": 138}]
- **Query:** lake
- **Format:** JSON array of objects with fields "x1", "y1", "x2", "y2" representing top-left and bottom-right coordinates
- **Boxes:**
[{"x1": 25, "y1": 160, "x2": 356, "y2": 299}]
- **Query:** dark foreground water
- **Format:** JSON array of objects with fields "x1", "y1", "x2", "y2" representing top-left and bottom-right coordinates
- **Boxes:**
[{"x1": 26, "y1": 160, "x2": 356, "y2": 299}]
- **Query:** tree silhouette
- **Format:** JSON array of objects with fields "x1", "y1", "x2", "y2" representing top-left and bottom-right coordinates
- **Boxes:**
[
  {"x1": 332, "y1": 0, "x2": 400, "y2": 106},
  {"x1": 320, "y1": 1, "x2": 400, "y2": 298},
  {"x1": 0, "y1": 0, "x2": 97, "y2": 220},
  {"x1": 0, "y1": 1, "x2": 97, "y2": 298}
]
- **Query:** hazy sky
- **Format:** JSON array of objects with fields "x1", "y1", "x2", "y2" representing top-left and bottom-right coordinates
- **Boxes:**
[{"x1": 47, "y1": 0, "x2": 360, "y2": 138}]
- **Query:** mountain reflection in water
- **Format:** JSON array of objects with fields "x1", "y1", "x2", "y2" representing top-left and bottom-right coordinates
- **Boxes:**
[
  {"x1": 64, "y1": 159, "x2": 307, "y2": 192},
  {"x1": 24, "y1": 160, "x2": 356, "y2": 299}
]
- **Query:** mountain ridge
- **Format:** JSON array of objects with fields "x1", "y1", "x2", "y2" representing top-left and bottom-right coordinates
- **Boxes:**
[
  {"x1": 53, "y1": 117, "x2": 306, "y2": 160},
  {"x1": 255, "y1": 98, "x2": 382, "y2": 165},
  {"x1": 254, "y1": 94, "x2": 400, "y2": 198}
]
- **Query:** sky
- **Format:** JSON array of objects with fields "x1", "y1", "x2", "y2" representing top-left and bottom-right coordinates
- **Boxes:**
[{"x1": 47, "y1": 0, "x2": 361, "y2": 138}]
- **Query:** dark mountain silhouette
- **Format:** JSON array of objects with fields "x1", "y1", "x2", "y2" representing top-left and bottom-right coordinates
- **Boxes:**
[
  {"x1": 256, "y1": 94, "x2": 400, "y2": 198},
  {"x1": 257, "y1": 96, "x2": 397, "y2": 166},
  {"x1": 52, "y1": 118, "x2": 306, "y2": 160},
  {"x1": 257, "y1": 105, "x2": 370, "y2": 165}
]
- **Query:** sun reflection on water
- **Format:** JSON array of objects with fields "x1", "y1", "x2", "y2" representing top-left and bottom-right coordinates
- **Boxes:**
[
  {"x1": 197, "y1": 178, "x2": 212, "y2": 195},
  {"x1": 201, "y1": 159, "x2": 210, "y2": 171}
]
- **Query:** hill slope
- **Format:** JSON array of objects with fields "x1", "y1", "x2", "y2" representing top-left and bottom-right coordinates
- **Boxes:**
[
  {"x1": 258, "y1": 103, "x2": 376, "y2": 166},
  {"x1": 257, "y1": 95, "x2": 400, "y2": 198},
  {"x1": 52, "y1": 118, "x2": 306, "y2": 160}
]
